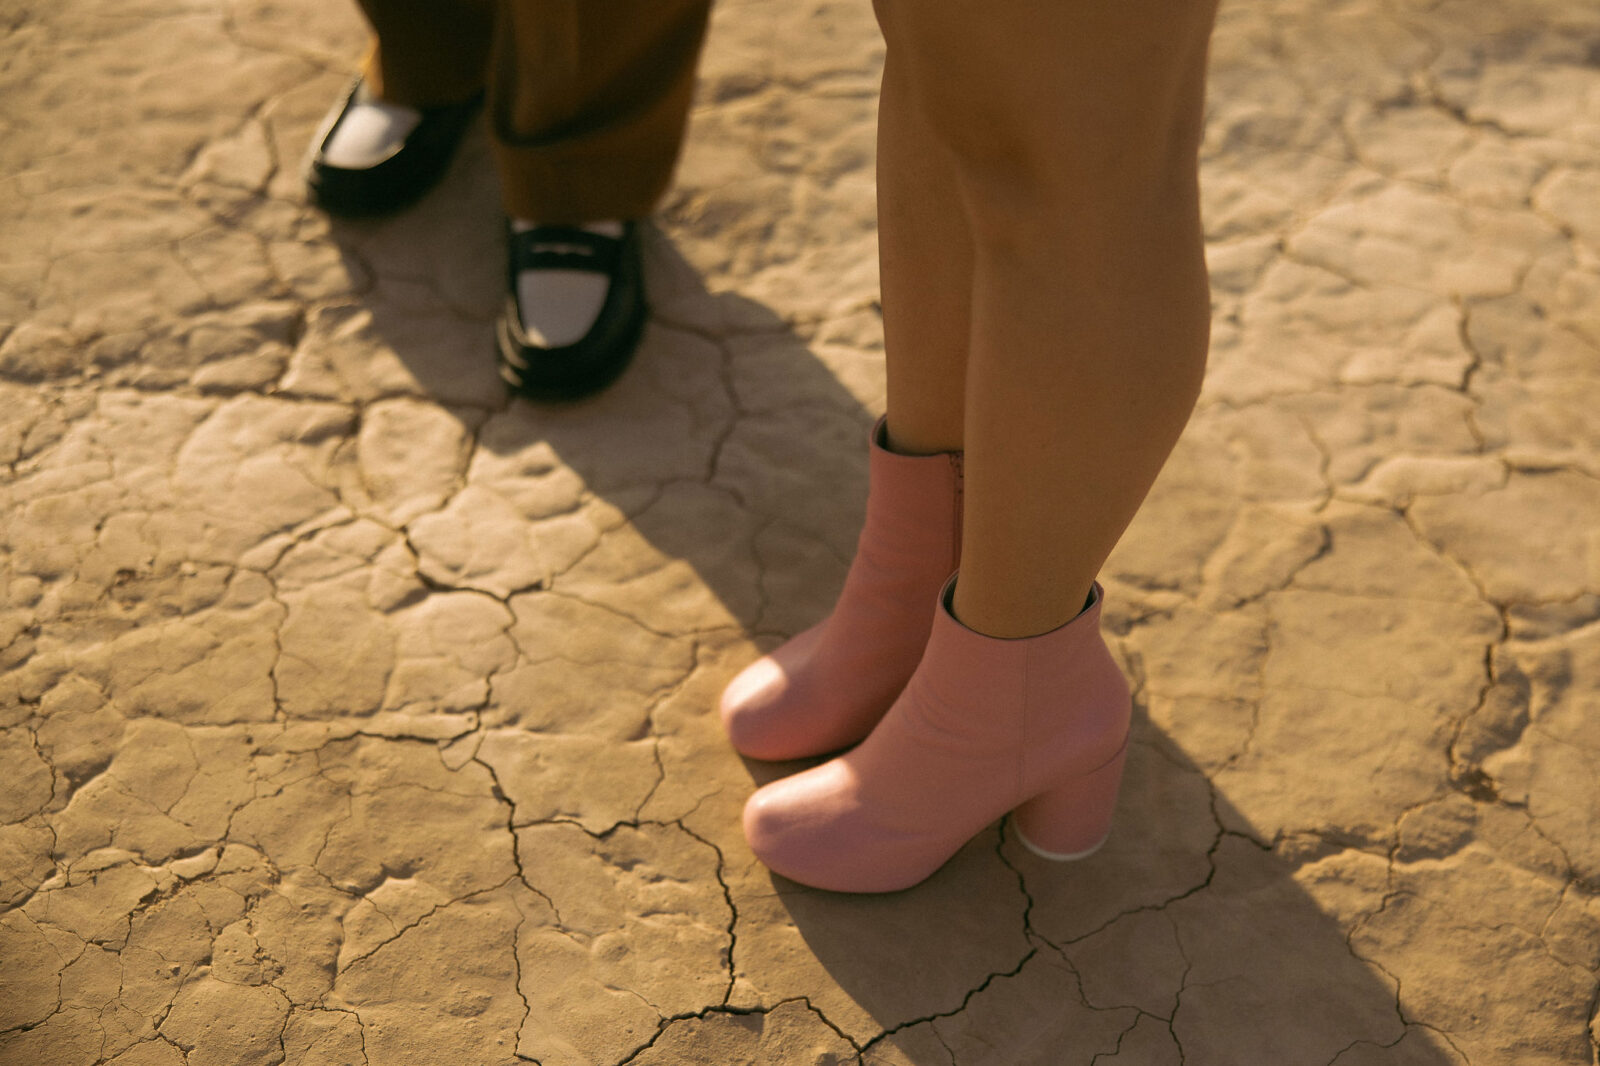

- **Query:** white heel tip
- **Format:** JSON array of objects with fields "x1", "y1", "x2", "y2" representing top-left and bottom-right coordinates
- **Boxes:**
[{"x1": 1013, "y1": 823, "x2": 1111, "y2": 862}]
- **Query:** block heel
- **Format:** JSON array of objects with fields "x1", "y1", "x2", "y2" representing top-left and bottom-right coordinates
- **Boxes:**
[{"x1": 1011, "y1": 739, "x2": 1128, "y2": 861}]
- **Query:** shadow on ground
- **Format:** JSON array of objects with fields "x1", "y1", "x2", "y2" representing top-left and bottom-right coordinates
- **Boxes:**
[
  {"x1": 327, "y1": 171, "x2": 1461, "y2": 1063},
  {"x1": 342, "y1": 148, "x2": 882, "y2": 643},
  {"x1": 775, "y1": 708, "x2": 1463, "y2": 1064}
]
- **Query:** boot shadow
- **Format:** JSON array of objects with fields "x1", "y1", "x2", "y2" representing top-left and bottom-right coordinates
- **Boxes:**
[{"x1": 764, "y1": 704, "x2": 1466, "y2": 1065}]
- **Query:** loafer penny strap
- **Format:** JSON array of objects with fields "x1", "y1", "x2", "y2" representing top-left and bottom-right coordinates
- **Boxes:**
[{"x1": 509, "y1": 225, "x2": 624, "y2": 275}]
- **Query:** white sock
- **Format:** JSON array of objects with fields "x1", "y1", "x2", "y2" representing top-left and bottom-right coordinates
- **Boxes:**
[
  {"x1": 510, "y1": 219, "x2": 625, "y2": 347},
  {"x1": 322, "y1": 88, "x2": 422, "y2": 169}
]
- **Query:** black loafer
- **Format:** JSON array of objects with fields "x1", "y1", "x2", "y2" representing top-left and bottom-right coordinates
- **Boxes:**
[
  {"x1": 496, "y1": 222, "x2": 650, "y2": 402},
  {"x1": 306, "y1": 79, "x2": 482, "y2": 218}
]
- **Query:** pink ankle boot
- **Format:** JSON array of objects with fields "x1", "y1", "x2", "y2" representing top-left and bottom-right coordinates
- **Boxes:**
[
  {"x1": 742, "y1": 575, "x2": 1131, "y2": 893},
  {"x1": 720, "y1": 417, "x2": 963, "y2": 761}
]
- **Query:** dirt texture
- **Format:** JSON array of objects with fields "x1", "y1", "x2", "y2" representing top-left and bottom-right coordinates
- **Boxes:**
[{"x1": 2, "y1": 0, "x2": 1598, "y2": 1063}]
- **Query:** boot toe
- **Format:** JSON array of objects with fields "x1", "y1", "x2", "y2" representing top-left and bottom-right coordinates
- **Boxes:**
[
  {"x1": 719, "y1": 656, "x2": 791, "y2": 759},
  {"x1": 743, "y1": 766, "x2": 935, "y2": 894},
  {"x1": 719, "y1": 627, "x2": 831, "y2": 760},
  {"x1": 742, "y1": 769, "x2": 863, "y2": 891}
]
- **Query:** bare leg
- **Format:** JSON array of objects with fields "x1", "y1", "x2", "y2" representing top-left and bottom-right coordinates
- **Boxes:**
[
  {"x1": 719, "y1": 40, "x2": 976, "y2": 760},
  {"x1": 877, "y1": 50, "x2": 972, "y2": 456},
  {"x1": 740, "y1": 1, "x2": 1220, "y2": 891},
  {"x1": 875, "y1": 0, "x2": 1218, "y2": 637}
]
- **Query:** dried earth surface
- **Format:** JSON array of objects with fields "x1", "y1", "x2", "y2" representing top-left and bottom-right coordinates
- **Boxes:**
[{"x1": 3, "y1": 0, "x2": 1599, "y2": 1063}]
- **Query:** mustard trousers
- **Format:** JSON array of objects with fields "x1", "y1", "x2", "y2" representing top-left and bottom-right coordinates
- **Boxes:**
[{"x1": 355, "y1": 0, "x2": 713, "y2": 222}]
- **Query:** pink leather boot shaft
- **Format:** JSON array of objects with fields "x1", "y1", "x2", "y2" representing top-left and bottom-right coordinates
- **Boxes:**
[
  {"x1": 743, "y1": 575, "x2": 1131, "y2": 893},
  {"x1": 720, "y1": 416, "x2": 963, "y2": 761}
]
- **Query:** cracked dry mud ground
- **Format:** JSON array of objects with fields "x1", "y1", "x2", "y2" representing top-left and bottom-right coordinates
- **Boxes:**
[{"x1": 2, "y1": 0, "x2": 1599, "y2": 1062}]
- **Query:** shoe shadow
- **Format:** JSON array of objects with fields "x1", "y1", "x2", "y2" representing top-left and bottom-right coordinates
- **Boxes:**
[
  {"x1": 456, "y1": 220, "x2": 886, "y2": 645},
  {"x1": 318, "y1": 125, "x2": 884, "y2": 731}
]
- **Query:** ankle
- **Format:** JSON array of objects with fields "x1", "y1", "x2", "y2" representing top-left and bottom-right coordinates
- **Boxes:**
[
  {"x1": 321, "y1": 93, "x2": 422, "y2": 170},
  {"x1": 882, "y1": 417, "x2": 961, "y2": 457},
  {"x1": 510, "y1": 218, "x2": 625, "y2": 238},
  {"x1": 507, "y1": 219, "x2": 626, "y2": 347},
  {"x1": 948, "y1": 574, "x2": 1094, "y2": 640}
]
